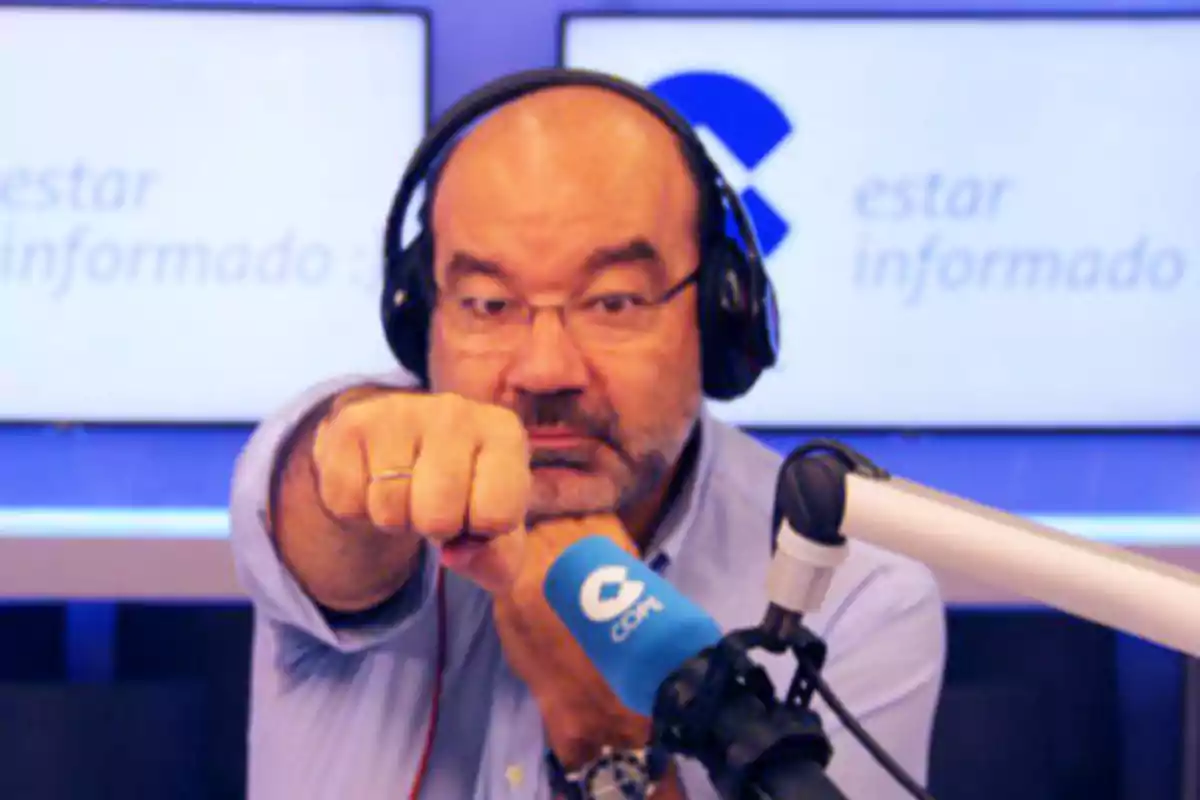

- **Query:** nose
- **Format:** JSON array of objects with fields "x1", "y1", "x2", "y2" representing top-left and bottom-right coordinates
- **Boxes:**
[{"x1": 504, "y1": 307, "x2": 589, "y2": 394}]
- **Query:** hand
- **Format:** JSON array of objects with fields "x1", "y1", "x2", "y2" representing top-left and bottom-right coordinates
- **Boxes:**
[
  {"x1": 492, "y1": 515, "x2": 651, "y2": 768},
  {"x1": 310, "y1": 388, "x2": 531, "y2": 593}
]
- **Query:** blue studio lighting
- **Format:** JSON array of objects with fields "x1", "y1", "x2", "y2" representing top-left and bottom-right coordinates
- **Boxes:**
[{"x1": 0, "y1": 507, "x2": 1198, "y2": 546}]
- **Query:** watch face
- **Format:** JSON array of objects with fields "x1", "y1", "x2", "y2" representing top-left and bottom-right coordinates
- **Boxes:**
[{"x1": 583, "y1": 751, "x2": 650, "y2": 799}]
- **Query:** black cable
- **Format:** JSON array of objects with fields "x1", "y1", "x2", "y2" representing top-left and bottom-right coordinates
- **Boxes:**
[{"x1": 808, "y1": 671, "x2": 937, "y2": 800}]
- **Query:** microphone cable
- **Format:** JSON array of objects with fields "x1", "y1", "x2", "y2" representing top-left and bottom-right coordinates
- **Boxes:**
[{"x1": 806, "y1": 667, "x2": 936, "y2": 800}]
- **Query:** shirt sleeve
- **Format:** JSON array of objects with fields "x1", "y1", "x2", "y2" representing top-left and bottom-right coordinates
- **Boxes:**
[
  {"x1": 815, "y1": 549, "x2": 948, "y2": 800},
  {"x1": 227, "y1": 371, "x2": 432, "y2": 654}
]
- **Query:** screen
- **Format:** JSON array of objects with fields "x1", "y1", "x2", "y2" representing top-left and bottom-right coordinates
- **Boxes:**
[
  {"x1": 0, "y1": 5, "x2": 428, "y2": 421},
  {"x1": 562, "y1": 14, "x2": 1200, "y2": 428}
]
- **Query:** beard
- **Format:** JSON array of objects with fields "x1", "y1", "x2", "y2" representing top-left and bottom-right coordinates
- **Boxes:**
[{"x1": 512, "y1": 390, "x2": 671, "y2": 524}]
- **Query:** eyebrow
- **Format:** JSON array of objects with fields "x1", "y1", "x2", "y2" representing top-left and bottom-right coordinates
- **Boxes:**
[
  {"x1": 440, "y1": 237, "x2": 668, "y2": 291},
  {"x1": 442, "y1": 252, "x2": 507, "y2": 291},
  {"x1": 583, "y1": 238, "x2": 667, "y2": 285}
]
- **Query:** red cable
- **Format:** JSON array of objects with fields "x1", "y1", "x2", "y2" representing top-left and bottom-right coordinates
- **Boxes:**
[{"x1": 408, "y1": 566, "x2": 447, "y2": 800}]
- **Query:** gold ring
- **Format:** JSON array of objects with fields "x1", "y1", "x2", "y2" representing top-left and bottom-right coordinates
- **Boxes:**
[{"x1": 370, "y1": 468, "x2": 414, "y2": 483}]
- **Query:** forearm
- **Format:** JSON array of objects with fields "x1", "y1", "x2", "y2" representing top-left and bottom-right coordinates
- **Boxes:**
[{"x1": 269, "y1": 389, "x2": 422, "y2": 613}]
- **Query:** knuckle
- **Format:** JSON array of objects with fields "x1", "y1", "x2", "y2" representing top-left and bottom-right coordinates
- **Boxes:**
[
  {"x1": 411, "y1": 502, "x2": 464, "y2": 538},
  {"x1": 423, "y1": 392, "x2": 474, "y2": 433},
  {"x1": 480, "y1": 405, "x2": 528, "y2": 448},
  {"x1": 367, "y1": 488, "x2": 408, "y2": 530},
  {"x1": 410, "y1": 468, "x2": 468, "y2": 537},
  {"x1": 369, "y1": 434, "x2": 416, "y2": 471},
  {"x1": 471, "y1": 478, "x2": 529, "y2": 535},
  {"x1": 469, "y1": 500, "x2": 515, "y2": 533},
  {"x1": 312, "y1": 455, "x2": 347, "y2": 493},
  {"x1": 315, "y1": 479, "x2": 351, "y2": 516},
  {"x1": 336, "y1": 389, "x2": 411, "y2": 436},
  {"x1": 321, "y1": 482, "x2": 367, "y2": 523},
  {"x1": 331, "y1": 395, "x2": 374, "y2": 431},
  {"x1": 311, "y1": 423, "x2": 352, "y2": 477}
]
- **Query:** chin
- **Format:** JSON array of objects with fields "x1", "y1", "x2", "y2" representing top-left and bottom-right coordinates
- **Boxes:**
[{"x1": 527, "y1": 468, "x2": 622, "y2": 522}]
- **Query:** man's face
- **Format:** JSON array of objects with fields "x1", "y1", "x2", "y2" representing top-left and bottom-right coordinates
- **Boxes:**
[{"x1": 424, "y1": 90, "x2": 704, "y2": 523}]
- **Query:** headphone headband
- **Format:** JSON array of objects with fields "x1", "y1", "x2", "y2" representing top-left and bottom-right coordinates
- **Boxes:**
[{"x1": 382, "y1": 67, "x2": 765, "y2": 277}]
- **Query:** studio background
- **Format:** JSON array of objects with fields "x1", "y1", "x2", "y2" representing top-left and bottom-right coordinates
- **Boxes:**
[{"x1": 1, "y1": 0, "x2": 1198, "y2": 798}]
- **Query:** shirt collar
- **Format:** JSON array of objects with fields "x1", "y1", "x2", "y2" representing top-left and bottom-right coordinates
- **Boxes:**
[{"x1": 643, "y1": 406, "x2": 720, "y2": 575}]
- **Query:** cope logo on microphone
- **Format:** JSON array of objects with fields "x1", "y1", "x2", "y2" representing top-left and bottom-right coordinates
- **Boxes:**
[
  {"x1": 648, "y1": 71, "x2": 794, "y2": 257},
  {"x1": 579, "y1": 564, "x2": 665, "y2": 643}
]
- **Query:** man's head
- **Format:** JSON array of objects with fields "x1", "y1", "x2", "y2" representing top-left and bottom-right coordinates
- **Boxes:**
[{"x1": 423, "y1": 85, "x2": 706, "y2": 527}]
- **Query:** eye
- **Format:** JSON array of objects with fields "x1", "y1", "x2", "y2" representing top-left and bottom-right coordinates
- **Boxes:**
[
  {"x1": 584, "y1": 294, "x2": 646, "y2": 315},
  {"x1": 459, "y1": 296, "x2": 512, "y2": 318}
]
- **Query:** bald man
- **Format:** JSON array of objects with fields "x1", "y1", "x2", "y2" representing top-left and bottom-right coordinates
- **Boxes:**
[{"x1": 229, "y1": 79, "x2": 946, "y2": 800}]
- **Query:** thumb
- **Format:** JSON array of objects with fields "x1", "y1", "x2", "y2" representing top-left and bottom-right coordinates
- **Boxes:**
[{"x1": 446, "y1": 524, "x2": 527, "y2": 595}]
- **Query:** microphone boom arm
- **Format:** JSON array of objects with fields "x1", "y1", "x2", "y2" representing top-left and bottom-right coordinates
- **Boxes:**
[{"x1": 775, "y1": 439, "x2": 1200, "y2": 659}]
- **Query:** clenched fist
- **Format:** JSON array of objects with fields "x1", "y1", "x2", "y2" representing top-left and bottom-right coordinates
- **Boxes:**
[{"x1": 309, "y1": 388, "x2": 532, "y2": 592}]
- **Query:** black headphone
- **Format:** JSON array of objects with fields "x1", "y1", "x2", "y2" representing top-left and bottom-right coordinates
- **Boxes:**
[{"x1": 380, "y1": 67, "x2": 780, "y2": 401}]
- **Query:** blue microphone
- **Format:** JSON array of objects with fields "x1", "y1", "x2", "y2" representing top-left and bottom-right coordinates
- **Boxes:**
[
  {"x1": 542, "y1": 535, "x2": 723, "y2": 716},
  {"x1": 543, "y1": 535, "x2": 846, "y2": 800}
]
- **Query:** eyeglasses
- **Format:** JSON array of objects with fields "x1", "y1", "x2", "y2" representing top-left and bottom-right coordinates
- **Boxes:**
[{"x1": 435, "y1": 269, "x2": 699, "y2": 353}]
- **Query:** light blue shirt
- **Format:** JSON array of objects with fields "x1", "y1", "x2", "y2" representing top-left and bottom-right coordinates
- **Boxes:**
[{"x1": 229, "y1": 372, "x2": 947, "y2": 800}]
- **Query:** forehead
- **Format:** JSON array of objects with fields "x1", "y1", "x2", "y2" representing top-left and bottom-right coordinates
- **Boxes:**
[{"x1": 427, "y1": 87, "x2": 700, "y2": 289}]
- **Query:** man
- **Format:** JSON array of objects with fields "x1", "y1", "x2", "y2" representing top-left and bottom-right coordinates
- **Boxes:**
[{"x1": 229, "y1": 74, "x2": 946, "y2": 799}]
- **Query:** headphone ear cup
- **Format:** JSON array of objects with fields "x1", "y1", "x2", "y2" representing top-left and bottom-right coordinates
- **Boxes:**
[
  {"x1": 381, "y1": 232, "x2": 433, "y2": 386},
  {"x1": 698, "y1": 237, "x2": 774, "y2": 401}
]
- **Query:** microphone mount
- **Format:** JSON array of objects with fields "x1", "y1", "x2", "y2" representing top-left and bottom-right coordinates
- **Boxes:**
[
  {"x1": 646, "y1": 439, "x2": 918, "y2": 800},
  {"x1": 649, "y1": 618, "x2": 849, "y2": 800}
]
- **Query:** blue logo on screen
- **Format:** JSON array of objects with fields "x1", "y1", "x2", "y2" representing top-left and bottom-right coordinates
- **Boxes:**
[{"x1": 648, "y1": 71, "x2": 793, "y2": 257}]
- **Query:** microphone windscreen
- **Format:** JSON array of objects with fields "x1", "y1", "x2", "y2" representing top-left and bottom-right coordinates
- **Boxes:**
[{"x1": 543, "y1": 536, "x2": 722, "y2": 716}]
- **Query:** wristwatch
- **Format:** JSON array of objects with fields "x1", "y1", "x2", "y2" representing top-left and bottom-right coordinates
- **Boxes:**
[{"x1": 545, "y1": 744, "x2": 669, "y2": 799}]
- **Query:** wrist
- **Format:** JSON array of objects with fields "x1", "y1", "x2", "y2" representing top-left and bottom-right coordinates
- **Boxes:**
[
  {"x1": 546, "y1": 741, "x2": 673, "y2": 800},
  {"x1": 542, "y1": 706, "x2": 649, "y2": 770}
]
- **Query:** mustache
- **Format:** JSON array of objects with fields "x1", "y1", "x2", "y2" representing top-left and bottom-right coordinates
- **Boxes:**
[
  {"x1": 514, "y1": 391, "x2": 612, "y2": 439},
  {"x1": 512, "y1": 391, "x2": 632, "y2": 465}
]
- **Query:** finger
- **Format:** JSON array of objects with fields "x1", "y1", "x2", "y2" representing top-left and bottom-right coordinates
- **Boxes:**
[
  {"x1": 363, "y1": 418, "x2": 419, "y2": 534},
  {"x1": 312, "y1": 414, "x2": 368, "y2": 521},
  {"x1": 468, "y1": 407, "x2": 530, "y2": 536},
  {"x1": 409, "y1": 401, "x2": 476, "y2": 542},
  {"x1": 456, "y1": 524, "x2": 528, "y2": 595}
]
